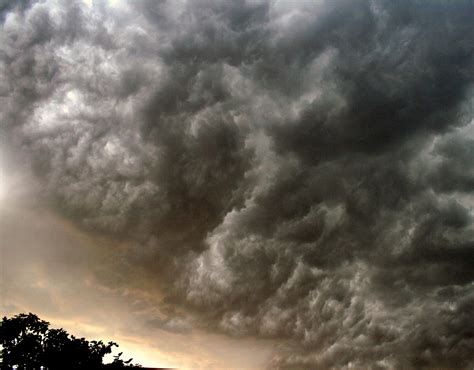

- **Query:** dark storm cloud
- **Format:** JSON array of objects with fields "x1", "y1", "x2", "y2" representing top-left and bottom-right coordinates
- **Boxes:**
[{"x1": 1, "y1": 0, "x2": 473, "y2": 368}]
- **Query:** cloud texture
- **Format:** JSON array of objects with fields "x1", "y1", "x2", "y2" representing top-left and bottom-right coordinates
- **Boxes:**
[{"x1": 1, "y1": 0, "x2": 473, "y2": 368}]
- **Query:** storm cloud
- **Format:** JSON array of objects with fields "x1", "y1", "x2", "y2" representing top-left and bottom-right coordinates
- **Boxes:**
[{"x1": 1, "y1": 0, "x2": 473, "y2": 368}]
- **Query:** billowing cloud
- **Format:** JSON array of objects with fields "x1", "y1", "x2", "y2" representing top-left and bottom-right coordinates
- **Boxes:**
[{"x1": 1, "y1": 0, "x2": 473, "y2": 368}]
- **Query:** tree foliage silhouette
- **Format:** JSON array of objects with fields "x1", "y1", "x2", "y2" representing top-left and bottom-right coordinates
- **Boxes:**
[{"x1": 0, "y1": 313, "x2": 141, "y2": 369}]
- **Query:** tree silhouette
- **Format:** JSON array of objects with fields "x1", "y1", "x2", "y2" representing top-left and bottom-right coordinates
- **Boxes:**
[{"x1": 0, "y1": 313, "x2": 141, "y2": 369}]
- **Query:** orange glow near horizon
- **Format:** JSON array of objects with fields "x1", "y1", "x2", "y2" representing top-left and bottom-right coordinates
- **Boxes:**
[{"x1": 0, "y1": 198, "x2": 274, "y2": 370}]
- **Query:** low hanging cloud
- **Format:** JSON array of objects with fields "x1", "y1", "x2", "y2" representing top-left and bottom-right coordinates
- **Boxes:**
[{"x1": 1, "y1": 0, "x2": 473, "y2": 368}]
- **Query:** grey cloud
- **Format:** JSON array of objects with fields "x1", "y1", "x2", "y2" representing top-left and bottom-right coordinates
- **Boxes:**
[
  {"x1": 1, "y1": 0, "x2": 474, "y2": 368},
  {"x1": 146, "y1": 315, "x2": 192, "y2": 335}
]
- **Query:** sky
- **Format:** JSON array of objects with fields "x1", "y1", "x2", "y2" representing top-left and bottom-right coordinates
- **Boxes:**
[{"x1": 0, "y1": 0, "x2": 473, "y2": 369}]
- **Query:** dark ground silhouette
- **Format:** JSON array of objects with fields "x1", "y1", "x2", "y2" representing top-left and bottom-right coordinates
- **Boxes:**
[{"x1": 0, "y1": 313, "x2": 142, "y2": 369}]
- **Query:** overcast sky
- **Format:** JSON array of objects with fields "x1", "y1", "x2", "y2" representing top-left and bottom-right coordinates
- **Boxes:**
[{"x1": 1, "y1": 0, "x2": 473, "y2": 368}]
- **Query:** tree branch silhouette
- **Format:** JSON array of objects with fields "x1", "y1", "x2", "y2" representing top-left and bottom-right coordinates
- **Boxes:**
[{"x1": 0, "y1": 313, "x2": 141, "y2": 369}]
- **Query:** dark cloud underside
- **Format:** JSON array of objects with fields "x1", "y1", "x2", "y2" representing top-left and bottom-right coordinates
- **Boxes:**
[{"x1": 1, "y1": 0, "x2": 473, "y2": 368}]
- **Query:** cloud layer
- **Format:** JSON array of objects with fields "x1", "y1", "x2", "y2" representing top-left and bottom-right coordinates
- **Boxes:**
[{"x1": 1, "y1": 0, "x2": 473, "y2": 368}]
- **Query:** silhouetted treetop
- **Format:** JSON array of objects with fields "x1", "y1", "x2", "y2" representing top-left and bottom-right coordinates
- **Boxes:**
[{"x1": 0, "y1": 313, "x2": 141, "y2": 369}]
